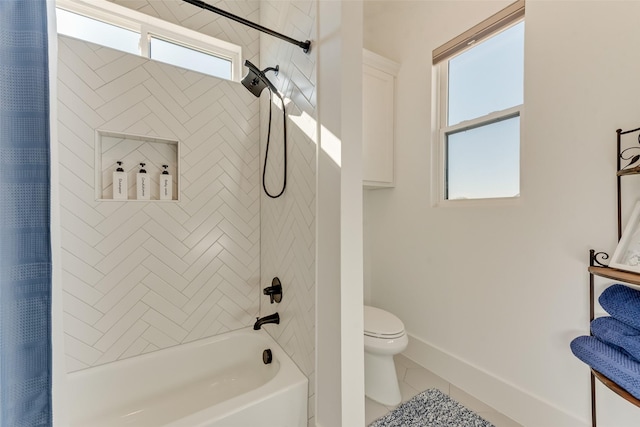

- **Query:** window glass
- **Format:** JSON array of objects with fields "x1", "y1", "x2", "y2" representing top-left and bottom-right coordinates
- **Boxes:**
[
  {"x1": 56, "y1": 8, "x2": 140, "y2": 55},
  {"x1": 150, "y1": 37, "x2": 232, "y2": 80},
  {"x1": 55, "y1": 3, "x2": 241, "y2": 82},
  {"x1": 448, "y1": 22, "x2": 524, "y2": 126},
  {"x1": 446, "y1": 115, "x2": 520, "y2": 200}
]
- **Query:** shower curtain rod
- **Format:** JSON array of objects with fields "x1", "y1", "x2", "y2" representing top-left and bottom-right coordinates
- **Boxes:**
[{"x1": 181, "y1": 0, "x2": 311, "y2": 53}]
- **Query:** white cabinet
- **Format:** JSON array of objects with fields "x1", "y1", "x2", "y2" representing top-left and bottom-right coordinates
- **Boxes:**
[{"x1": 363, "y1": 49, "x2": 399, "y2": 188}]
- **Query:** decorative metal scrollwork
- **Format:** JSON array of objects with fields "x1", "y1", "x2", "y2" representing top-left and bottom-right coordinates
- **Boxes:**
[
  {"x1": 619, "y1": 132, "x2": 640, "y2": 171},
  {"x1": 590, "y1": 250, "x2": 610, "y2": 267}
]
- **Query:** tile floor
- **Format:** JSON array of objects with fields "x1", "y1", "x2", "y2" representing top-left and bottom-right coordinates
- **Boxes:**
[{"x1": 365, "y1": 354, "x2": 523, "y2": 427}]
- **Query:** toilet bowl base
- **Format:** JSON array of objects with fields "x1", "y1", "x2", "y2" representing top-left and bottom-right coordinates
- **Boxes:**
[{"x1": 364, "y1": 352, "x2": 401, "y2": 406}]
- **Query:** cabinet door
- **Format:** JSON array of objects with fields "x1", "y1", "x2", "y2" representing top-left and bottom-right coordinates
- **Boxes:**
[{"x1": 363, "y1": 63, "x2": 395, "y2": 187}]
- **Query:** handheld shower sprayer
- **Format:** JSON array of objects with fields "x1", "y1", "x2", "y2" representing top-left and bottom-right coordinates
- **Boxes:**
[{"x1": 241, "y1": 60, "x2": 287, "y2": 199}]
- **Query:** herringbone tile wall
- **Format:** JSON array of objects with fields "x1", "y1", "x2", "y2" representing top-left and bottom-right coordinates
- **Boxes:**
[
  {"x1": 58, "y1": 35, "x2": 260, "y2": 372},
  {"x1": 259, "y1": 1, "x2": 317, "y2": 425},
  {"x1": 59, "y1": 2, "x2": 319, "y2": 423}
]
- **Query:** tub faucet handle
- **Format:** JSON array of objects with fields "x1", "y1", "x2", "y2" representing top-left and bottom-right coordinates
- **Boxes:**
[{"x1": 263, "y1": 277, "x2": 283, "y2": 304}]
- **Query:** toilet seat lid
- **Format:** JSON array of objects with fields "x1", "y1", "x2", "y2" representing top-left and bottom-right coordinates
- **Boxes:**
[{"x1": 364, "y1": 305, "x2": 405, "y2": 338}]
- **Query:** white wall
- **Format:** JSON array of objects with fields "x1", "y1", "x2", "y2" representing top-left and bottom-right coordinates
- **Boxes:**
[
  {"x1": 364, "y1": 1, "x2": 640, "y2": 426},
  {"x1": 58, "y1": 35, "x2": 260, "y2": 371},
  {"x1": 316, "y1": 1, "x2": 365, "y2": 426},
  {"x1": 55, "y1": 0, "x2": 266, "y2": 373}
]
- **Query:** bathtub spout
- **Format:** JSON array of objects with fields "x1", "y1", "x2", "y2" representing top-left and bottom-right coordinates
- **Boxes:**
[{"x1": 254, "y1": 312, "x2": 280, "y2": 330}]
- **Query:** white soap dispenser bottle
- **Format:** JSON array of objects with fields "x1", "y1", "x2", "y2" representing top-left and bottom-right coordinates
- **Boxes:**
[
  {"x1": 159, "y1": 164, "x2": 172, "y2": 200},
  {"x1": 136, "y1": 162, "x2": 150, "y2": 200},
  {"x1": 112, "y1": 161, "x2": 128, "y2": 200}
]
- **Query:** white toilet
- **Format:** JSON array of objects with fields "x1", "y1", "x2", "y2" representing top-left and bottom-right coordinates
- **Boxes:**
[{"x1": 364, "y1": 305, "x2": 408, "y2": 406}]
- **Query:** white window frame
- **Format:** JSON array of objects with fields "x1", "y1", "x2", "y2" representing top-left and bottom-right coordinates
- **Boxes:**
[
  {"x1": 56, "y1": 0, "x2": 243, "y2": 82},
  {"x1": 433, "y1": 19, "x2": 524, "y2": 207}
]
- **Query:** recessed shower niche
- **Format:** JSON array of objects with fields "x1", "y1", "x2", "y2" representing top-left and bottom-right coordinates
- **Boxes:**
[{"x1": 95, "y1": 130, "x2": 180, "y2": 201}]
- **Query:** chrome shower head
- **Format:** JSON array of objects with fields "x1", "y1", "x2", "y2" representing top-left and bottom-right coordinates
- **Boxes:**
[{"x1": 241, "y1": 60, "x2": 279, "y2": 97}]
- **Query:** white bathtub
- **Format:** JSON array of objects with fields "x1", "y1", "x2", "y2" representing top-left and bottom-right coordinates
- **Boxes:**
[{"x1": 66, "y1": 328, "x2": 308, "y2": 427}]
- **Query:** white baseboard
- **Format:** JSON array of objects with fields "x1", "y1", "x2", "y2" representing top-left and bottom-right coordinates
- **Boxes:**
[{"x1": 403, "y1": 333, "x2": 587, "y2": 427}]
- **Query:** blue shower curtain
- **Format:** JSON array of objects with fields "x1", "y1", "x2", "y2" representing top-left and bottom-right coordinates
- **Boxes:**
[{"x1": 0, "y1": 1, "x2": 53, "y2": 426}]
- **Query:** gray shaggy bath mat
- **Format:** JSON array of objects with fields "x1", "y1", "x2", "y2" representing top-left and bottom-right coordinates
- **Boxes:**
[{"x1": 369, "y1": 388, "x2": 495, "y2": 427}]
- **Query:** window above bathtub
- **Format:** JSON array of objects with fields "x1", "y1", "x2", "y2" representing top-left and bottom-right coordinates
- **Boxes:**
[{"x1": 55, "y1": 0, "x2": 242, "y2": 82}]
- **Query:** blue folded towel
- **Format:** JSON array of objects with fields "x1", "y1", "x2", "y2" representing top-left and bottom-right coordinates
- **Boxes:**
[
  {"x1": 599, "y1": 284, "x2": 640, "y2": 330},
  {"x1": 571, "y1": 336, "x2": 640, "y2": 400},
  {"x1": 591, "y1": 317, "x2": 640, "y2": 362}
]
